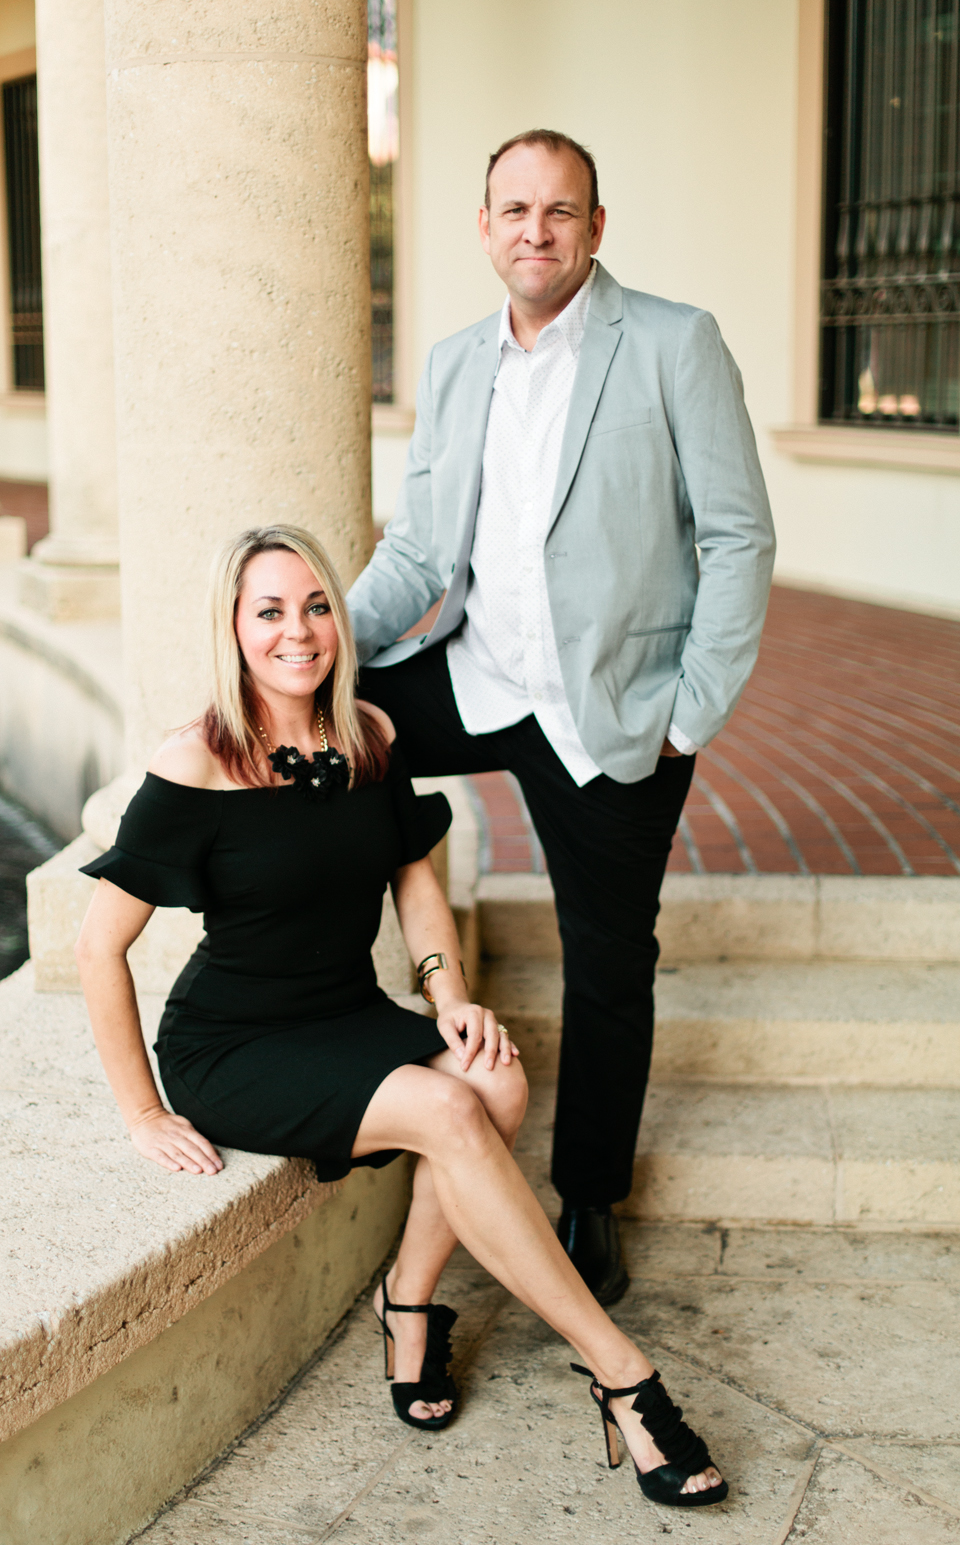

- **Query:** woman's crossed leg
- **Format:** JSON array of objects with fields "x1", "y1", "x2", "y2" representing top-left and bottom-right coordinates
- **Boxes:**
[
  {"x1": 354, "y1": 1053, "x2": 723, "y2": 1494},
  {"x1": 370, "y1": 1044, "x2": 527, "y2": 1421}
]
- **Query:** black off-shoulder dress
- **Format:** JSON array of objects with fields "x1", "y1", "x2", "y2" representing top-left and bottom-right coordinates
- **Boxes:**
[{"x1": 80, "y1": 747, "x2": 451, "y2": 1181}]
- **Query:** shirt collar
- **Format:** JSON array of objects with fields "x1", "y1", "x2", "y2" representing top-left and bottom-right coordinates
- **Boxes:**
[{"x1": 498, "y1": 259, "x2": 597, "y2": 359}]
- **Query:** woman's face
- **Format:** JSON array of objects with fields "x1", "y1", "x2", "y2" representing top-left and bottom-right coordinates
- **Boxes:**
[{"x1": 234, "y1": 549, "x2": 339, "y2": 707}]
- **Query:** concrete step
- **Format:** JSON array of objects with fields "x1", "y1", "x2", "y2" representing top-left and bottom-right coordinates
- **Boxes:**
[
  {"x1": 478, "y1": 957, "x2": 562, "y2": 1074},
  {"x1": 476, "y1": 872, "x2": 960, "y2": 963},
  {"x1": 633, "y1": 1082, "x2": 960, "y2": 1227},
  {"x1": 516, "y1": 1078, "x2": 960, "y2": 1227},
  {"x1": 480, "y1": 958, "x2": 960, "y2": 1086}
]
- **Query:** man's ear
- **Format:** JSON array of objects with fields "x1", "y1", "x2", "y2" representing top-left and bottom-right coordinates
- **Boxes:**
[
  {"x1": 478, "y1": 205, "x2": 492, "y2": 254},
  {"x1": 590, "y1": 205, "x2": 607, "y2": 256}
]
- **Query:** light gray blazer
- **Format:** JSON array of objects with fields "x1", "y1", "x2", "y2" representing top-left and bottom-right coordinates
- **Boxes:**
[{"x1": 348, "y1": 263, "x2": 775, "y2": 784}]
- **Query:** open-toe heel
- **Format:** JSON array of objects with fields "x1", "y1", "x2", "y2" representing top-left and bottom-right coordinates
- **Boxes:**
[
  {"x1": 571, "y1": 1363, "x2": 729, "y2": 1509},
  {"x1": 374, "y1": 1273, "x2": 458, "y2": 1431}
]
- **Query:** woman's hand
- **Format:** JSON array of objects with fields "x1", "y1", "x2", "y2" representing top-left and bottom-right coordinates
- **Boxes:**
[
  {"x1": 390, "y1": 855, "x2": 520, "y2": 1071},
  {"x1": 128, "y1": 1109, "x2": 223, "y2": 1175},
  {"x1": 434, "y1": 992, "x2": 521, "y2": 1073}
]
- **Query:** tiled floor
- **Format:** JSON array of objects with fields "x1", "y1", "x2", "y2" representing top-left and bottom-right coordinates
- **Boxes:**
[{"x1": 469, "y1": 585, "x2": 960, "y2": 876}]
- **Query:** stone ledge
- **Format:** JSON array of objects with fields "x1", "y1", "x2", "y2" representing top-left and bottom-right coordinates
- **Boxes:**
[
  {"x1": 0, "y1": 1149, "x2": 411, "y2": 1545},
  {"x1": 770, "y1": 422, "x2": 960, "y2": 475},
  {"x1": 0, "y1": 962, "x2": 350, "y2": 1443},
  {"x1": 17, "y1": 556, "x2": 122, "y2": 623}
]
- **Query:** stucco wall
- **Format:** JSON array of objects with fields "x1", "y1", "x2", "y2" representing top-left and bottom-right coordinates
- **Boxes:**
[
  {"x1": 0, "y1": 405, "x2": 45, "y2": 482},
  {"x1": 395, "y1": 0, "x2": 960, "y2": 616},
  {"x1": 0, "y1": 0, "x2": 34, "y2": 54}
]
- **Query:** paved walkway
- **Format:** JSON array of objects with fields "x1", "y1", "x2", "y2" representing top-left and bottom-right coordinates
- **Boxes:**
[
  {"x1": 470, "y1": 586, "x2": 960, "y2": 876},
  {"x1": 134, "y1": 1089, "x2": 960, "y2": 1544}
]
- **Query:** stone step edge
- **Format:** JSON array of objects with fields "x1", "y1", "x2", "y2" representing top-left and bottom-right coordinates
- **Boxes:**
[
  {"x1": 623, "y1": 1152, "x2": 960, "y2": 1228},
  {"x1": 0, "y1": 1145, "x2": 333, "y2": 1444},
  {"x1": 488, "y1": 1004, "x2": 960, "y2": 1086},
  {"x1": 477, "y1": 872, "x2": 960, "y2": 962}
]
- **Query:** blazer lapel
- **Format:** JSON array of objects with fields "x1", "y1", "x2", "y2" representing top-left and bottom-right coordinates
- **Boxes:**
[
  {"x1": 548, "y1": 265, "x2": 623, "y2": 530},
  {"x1": 422, "y1": 317, "x2": 499, "y2": 646},
  {"x1": 451, "y1": 319, "x2": 499, "y2": 570}
]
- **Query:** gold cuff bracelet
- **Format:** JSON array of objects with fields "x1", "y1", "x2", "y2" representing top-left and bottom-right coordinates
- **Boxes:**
[{"x1": 416, "y1": 952, "x2": 467, "y2": 1004}]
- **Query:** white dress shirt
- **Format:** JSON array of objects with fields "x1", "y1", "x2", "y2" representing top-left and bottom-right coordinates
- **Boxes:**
[{"x1": 446, "y1": 263, "x2": 698, "y2": 784}]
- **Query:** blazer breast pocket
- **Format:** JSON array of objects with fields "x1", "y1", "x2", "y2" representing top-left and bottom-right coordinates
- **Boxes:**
[
  {"x1": 587, "y1": 405, "x2": 653, "y2": 438},
  {"x1": 626, "y1": 622, "x2": 691, "y2": 638}
]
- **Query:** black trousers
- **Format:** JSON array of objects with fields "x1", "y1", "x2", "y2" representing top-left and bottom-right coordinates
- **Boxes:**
[{"x1": 360, "y1": 644, "x2": 695, "y2": 1206}]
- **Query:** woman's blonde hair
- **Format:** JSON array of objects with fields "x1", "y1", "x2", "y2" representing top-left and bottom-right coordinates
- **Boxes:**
[{"x1": 201, "y1": 524, "x2": 389, "y2": 788}]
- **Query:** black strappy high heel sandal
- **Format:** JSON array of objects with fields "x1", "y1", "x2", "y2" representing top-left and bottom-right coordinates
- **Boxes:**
[
  {"x1": 374, "y1": 1273, "x2": 458, "y2": 1431},
  {"x1": 571, "y1": 1364, "x2": 729, "y2": 1508}
]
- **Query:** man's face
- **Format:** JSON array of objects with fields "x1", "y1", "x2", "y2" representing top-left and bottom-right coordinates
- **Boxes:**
[{"x1": 479, "y1": 143, "x2": 605, "y2": 309}]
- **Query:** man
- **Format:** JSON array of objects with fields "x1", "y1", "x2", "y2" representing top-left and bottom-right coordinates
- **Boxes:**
[{"x1": 348, "y1": 129, "x2": 774, "y2": 1304}]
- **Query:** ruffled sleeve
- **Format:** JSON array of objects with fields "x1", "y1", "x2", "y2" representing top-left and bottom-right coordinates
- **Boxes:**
[
  {"x1": 388, "y1": 745, "x2": 452, "y2": 867},
  {"x1": 79, "y1": 774, "x2": 220, "y2": 910}
]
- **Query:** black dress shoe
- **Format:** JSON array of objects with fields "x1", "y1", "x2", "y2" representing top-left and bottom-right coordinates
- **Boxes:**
[{"x1": 557, "y1": 1205, "x2": 629, "y2": 1306}]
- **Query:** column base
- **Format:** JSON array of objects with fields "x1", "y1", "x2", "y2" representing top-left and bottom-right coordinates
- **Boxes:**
[
  {"x1": 18, "y1": 556, "x2": 121, "y2": 621},
  {"x1": 0, "y1": 514, "x2": 27, "y2": 562}
]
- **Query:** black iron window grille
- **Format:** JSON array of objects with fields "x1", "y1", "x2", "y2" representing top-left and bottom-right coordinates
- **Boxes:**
[
  {"x1": 821, "y1": 0, "x2": 960, "y2": 430},
  {"x1": 368, "y1": 0, "x2": 397, "y2": 404},
  {"x1": 2, "y1": 74, "x2": 43, "y2": 393}
]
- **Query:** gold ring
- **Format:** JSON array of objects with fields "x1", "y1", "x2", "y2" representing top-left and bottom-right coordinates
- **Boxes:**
[{"x1": 497, "y1": 1024, "x2": 510, "y2": 1037}]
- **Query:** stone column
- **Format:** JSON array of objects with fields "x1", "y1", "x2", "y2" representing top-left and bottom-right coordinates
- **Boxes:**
[
  {"x1": 19, "y1": 0, "x2": 121, "y2": 622},
  {"x1": 102, "y1": 1, "x2": 373, "y2": 765}
]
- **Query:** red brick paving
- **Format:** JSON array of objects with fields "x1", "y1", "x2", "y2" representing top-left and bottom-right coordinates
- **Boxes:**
[
  {"x1": 468, "y1": 585, "x2": 960, "y2": 876},
  {"x1": 468, "y1": 770, "x2": 546, "y2": 874},
  {"x1": 0, "y1": 479, "x2": 48, "y2": 552}
]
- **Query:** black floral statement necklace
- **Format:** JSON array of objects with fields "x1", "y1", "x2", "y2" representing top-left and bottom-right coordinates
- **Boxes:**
[{"x1": 257, "y1": 707, "x2": 350, "y2": 802}]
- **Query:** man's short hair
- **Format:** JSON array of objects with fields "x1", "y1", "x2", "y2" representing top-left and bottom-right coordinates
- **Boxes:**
[{"x1": 484, "y1": 130, "x2": 599, "y2": 215}]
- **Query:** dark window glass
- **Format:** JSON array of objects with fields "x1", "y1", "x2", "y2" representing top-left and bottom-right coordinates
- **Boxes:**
[
  {"x1": 821, "y1": 0, "x2": 960, "y2": 430},
  {"x1": 368, "y1": 0, "x2": 397, "y2": 403},
  {"x1": 3, "y1": 74, "x2": 44, "y2": 393}
]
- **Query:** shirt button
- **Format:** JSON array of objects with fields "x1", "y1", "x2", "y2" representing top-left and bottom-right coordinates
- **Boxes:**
[
  {"x1": 533, "y1": 692, "x2": 543, "y2": 701},
  {"x1": 527, "y1": 632, "x2": 536, "y2": 641}
]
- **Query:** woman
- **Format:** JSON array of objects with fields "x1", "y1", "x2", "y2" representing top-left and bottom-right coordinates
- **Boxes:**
[{"x1": 75, "y1": 525, "x2": 727, "y2": 1511}]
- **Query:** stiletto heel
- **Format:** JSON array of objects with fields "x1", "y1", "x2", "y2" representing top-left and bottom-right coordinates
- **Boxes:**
[
  {"x1": 381, "y1": 1315, "x2": 395, "y2": 1379},
  {"x1": 571, "y1": 1364, "x2": 729, "y2": 1509},
  {"x1": 603, "y1": 1411, "x2": 621, "y2": 1468},
  {"x1": 373, "y1": 1273, "x2": 458, "y2": 1431}
]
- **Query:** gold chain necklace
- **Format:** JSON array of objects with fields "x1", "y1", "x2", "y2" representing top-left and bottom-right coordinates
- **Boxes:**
[{"x1": 257, "y1": 707, "x2": 328, "y2": 758}]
